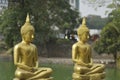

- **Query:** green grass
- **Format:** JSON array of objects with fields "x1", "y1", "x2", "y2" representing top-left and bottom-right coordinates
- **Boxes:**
[
  {"x1": 0, "y1": 61, "x2": 120, "y2": 80},
  {"x1": 0, "y1": 61, "x2": 15, "y2": 80}
]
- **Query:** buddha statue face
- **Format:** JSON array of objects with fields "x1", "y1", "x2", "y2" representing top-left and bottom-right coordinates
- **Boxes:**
[
  {"x1": 22, "y1": 30, "x2": 34, "y2": 43},
  {"x1": 79, "y1": 31, "x2": 89, "y2": 43}
]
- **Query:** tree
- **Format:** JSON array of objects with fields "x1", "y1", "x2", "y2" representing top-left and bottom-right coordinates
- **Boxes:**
[
  {"x1": 0, "y1": 8, "x2": 26, "y2": 48},
  {"x1": 94, "y1": 22, "x2": 120, "y2": 63},
  {"x1": 30, "y1": 0, "x2": 80, "y2": 43},
  {"x1": 0, "y1": 0, "x2": 80, "y2": 56},
  {"x1": 94, "y1": 7, "x2": 120, "y2": 65}
]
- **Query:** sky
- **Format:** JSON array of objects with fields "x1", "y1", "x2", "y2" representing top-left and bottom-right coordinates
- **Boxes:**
[{"x1": 79, "y1": 1, "x2": 112, "y2": 18}]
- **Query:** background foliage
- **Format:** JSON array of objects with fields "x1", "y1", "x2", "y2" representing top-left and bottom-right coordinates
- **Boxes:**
[
  {"x1": 92, "y1": 0, "x2": 120, "y2": 64},
  {"x1": 0, "y1": 0, "x2": 80, "y2": 55}
]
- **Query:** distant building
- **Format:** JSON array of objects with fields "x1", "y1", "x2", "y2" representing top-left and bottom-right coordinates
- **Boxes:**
[
  {"x1": 68, "y1": 0, "x2": 80, "y2": 11},
  {"x1": 90, "y1": 29, "x2": 101, "y2": 41},
  {"x1": 89, "y1": 29, "x2": 101, "y2": 36},
  {"x1": 0, "y1": 0, "x2": 8, "y2": 7},
  {"x1": 0, "y1": 0, "x2": 8, "y2": 15}
]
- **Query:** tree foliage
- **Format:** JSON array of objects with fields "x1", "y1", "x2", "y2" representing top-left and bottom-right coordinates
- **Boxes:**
[
  {"x1": 0, "y1": 0, "x2": 80, "y2": 49},
  {"x1": 0, "y1": 8, "x2": 26, "y2": 48},
  {"x1": 94, "y1": 22, "x2": 120, "y2": 53}
]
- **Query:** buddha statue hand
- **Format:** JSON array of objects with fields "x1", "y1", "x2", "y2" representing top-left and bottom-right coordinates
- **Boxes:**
[
  {"x1": 76, "y1": 61, "x2": 92, "y2": 68},
  {"x1": 87, "y1": 63, "x2": 93, "y2": 68},
  {"x1": 30, "y1": 67, "x2": 38, "y2": 72}
]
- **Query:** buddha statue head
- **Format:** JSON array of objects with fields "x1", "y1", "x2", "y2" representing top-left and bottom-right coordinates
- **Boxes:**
[
  {"x1": 77, "y1": 17, "x2": 90, "y2": 42},
  {"x1": 20, "y1": 14, "x2": 35, "y2": 42}
]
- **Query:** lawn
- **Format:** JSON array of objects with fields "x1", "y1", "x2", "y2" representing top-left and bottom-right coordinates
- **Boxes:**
[{"x1": 0, "y1": 61, "x2": 120, "y2": 80}]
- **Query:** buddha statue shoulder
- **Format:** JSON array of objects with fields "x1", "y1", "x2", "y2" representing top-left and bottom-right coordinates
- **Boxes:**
[
  {"x1": 72, "y1": 17, "x2": 105, "y2": 80},
  {"x1": 13, "y1": 14, "x2": 53, "y2": 80}
]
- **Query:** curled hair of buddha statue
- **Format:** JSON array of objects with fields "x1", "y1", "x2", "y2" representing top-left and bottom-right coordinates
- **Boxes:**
[
  {"x1": 77, "y1": 17, "x2": 89, "y2": 36},
  {"x1": 21, "y1": 13, "x2": 35, "y2": 36}
]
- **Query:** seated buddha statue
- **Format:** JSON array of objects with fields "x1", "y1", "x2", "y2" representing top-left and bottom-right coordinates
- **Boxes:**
[
  {"x1": 13, "y1": 14, "x2": 52, "y2": 80},
  {"x1": 72, "y1": 17, "x2": 105, "y2": 80}
]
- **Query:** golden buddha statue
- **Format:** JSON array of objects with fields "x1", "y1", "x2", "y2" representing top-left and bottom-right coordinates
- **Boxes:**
[
  {"x1": 13, "y1": 14, "x2": 53, "y2": 80},
  {"x1": 72, "y1": 17, "x2": 105, "y2": 80}
]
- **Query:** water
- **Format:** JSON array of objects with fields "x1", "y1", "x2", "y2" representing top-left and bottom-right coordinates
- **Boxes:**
[
  {"x1": 105, "y1": 67, "x2": 120, "y2": 80},
  {"x1": 0, "y1": 61, "x2": 120, "y2": 80}
]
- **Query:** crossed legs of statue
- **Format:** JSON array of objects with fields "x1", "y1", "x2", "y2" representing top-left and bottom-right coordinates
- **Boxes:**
[
  {"x1": 14, "y1": 68, "x2": 52, "y2": 80},
  {"x1": 73, "y1": 64, "x2": 105, "y2": 80},
  {"x1": 74, "y1": 64, "x2": 105, "y2": 74},
  {"x1": 27, "y1": 68, "x2": 53, "y2": 80},
  {"x1": 86, "y1": 64, "x2": 105, "y2": 75}
]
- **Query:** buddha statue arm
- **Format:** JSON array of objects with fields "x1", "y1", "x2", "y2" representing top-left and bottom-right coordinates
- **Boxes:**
[
  {"x1": 32, "y1": 46, "x2": 39, "y2": 70},
  {"x1": 14, "y1": 45, "x2": 33, "y2": 71},
  {"x1": 77, "y1": 60, "x2": 90, "y2": 67},
  {"x1": 72, "y1": 44, "x2": 78, "y2": 63},
  {"x1": 16, "y1": 63, "x2": 33, "y2": 71},
  {"x1": 87, "y1": 58, "x2": 93, "y2": 68},
  {"x1": 72, "y1": 44, "x2": 89, "y2": 67},
  {"x1": 88, "y1": 47, "x2": 93, "y2": 66}
]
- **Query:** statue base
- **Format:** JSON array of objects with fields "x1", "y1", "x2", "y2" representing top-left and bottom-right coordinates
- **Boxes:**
[
  {"x1": 13, "y1": 77, "x2": 53, "y2": 80},
  {"x1": 72, "y1": 72, "x2": 105, "y2": 80},
  {"x1": 72, "y1": 73, "x2": 89, "y2": 80}
]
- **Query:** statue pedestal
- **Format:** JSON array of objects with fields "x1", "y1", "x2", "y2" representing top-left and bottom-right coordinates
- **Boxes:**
[
  {"x1": 72, "y1": 73, "x2": 89, "y2": 80},
  {"x1": 72, "y1": 72, "x2": 105, "y2": 80},
  {"x1": 13, "y1": 78, "x2": 19, "y2": 80},
  {"x1": 90, "y1": 73, "x2": 105, "y2": 80}
]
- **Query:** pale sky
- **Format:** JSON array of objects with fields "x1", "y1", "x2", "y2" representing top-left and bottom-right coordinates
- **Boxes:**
[{"x1": 79, "y1": 1, "x2": 112, "y2": 18}]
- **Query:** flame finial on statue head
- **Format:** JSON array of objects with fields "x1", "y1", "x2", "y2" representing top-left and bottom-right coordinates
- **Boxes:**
[
  {"x1": 26, "y1": 13, "x2": 30, "y2": 23},
  {"x1": 77, "y1": 17, "x2": 89, "y2": 35},
  {"x1": 20, "y1": 13, "x2": 35, "y2": 35}
]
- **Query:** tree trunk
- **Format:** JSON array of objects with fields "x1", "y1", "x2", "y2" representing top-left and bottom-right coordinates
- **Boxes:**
[
  {"x1": 116, "y1": 51, "x2": 120, "y2": 68},
  {"x1": 113, "y1": 52, "x2": 117, "y2": 65},
  {"x1": 38, "y1": 42, "x2": 48, "y2": 57}
]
